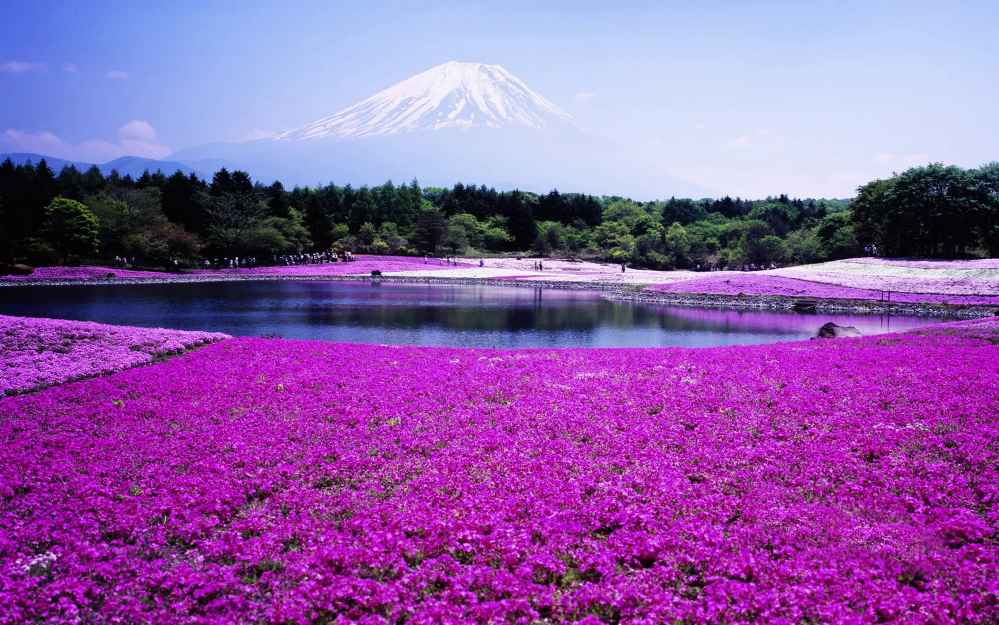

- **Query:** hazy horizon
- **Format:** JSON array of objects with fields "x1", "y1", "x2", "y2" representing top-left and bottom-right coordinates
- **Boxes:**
[{"x1": 2, "y1": 1, "x2": 997, "y2": 198}]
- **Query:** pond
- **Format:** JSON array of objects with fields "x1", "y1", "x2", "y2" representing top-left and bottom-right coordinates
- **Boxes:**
[{"x1": 0, "y1": 281, "x2": 932, "y2": 348}]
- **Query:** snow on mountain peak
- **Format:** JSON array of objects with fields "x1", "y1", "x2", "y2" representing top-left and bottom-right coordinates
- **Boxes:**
[{"x1": 276, "y1": 61, "x2": 572, "y2": 140}]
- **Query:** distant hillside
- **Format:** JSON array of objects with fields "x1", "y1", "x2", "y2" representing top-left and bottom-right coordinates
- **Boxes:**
[
  {"x1": 0, "y1": 153, "x2": 92, "y2": 172},
  {"x1": 102, "y1": 156, "x2": 200, "y2": 178},
  {"x1": 1, "y1": 153, "x2": 202, "y2": 178}
]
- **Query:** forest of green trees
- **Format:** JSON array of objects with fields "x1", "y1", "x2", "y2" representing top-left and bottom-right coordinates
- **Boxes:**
[{"x1": 1, "y1": 158, "x2": 996, "y2": 271}]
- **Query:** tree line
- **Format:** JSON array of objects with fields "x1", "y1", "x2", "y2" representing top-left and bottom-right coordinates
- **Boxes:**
[
  {"x1": 1, "y1": 158, "x2": 996, "y2": 271},
  {"x1": 852, "y1": 163, "x2": 998, "y2": 257}
]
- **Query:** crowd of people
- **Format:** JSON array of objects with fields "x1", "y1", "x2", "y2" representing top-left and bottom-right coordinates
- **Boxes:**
[
  {"x1": 205, "y1": 251, "x2": 358, "y2": 270},
  {"x1": 110, "y1": 253, "x2": 792, "y2": 274}
]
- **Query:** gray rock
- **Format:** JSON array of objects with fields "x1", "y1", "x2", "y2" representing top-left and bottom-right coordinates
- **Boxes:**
[{"x1": 816, "y1": 322, "x2": 862, "y2": 338}]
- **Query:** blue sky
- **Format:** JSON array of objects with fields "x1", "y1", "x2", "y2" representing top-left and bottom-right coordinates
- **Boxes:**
[{"x1": 1, "y1": 0, "x2": 996, "y2": 197}]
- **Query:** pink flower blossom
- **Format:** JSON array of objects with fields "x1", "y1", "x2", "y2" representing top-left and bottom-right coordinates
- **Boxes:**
[
  {"x1": 0, "y1": 315, "x2": 228, "y2": 395},
  {"x1": 1, "y1": 256, "x2": 470, "y2": 284},
  {"x1": 0, "y1": 317, "x2": 996, "y2": 623}
]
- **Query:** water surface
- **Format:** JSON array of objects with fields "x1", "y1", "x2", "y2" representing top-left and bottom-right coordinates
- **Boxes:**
[{"x1": 0, "y1": 281, "x2": 931, "y2": 348}]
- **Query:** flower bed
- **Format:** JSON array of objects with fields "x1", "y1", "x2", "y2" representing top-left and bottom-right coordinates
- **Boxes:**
[
  {"x1": 0, "y1": 256, "x2": 471, "y2": 284},
  {"x1": 227, "y1": 255, "x2": 470, "y2": 277},
  {"x1": 648, "y1": 274, "x2": 999, "y2": 305},
  {"x1": 0, "y1": 315, "x2": 228, "y2": 395},
  {"x1": 1, "y1": 321, "x2": 997, "y2": 623},
  {"x1": 0, "y1": 266, "x2": 178, "y2": 282},
  {"x1": 769, "y1": 258, "x2": 999, "y2": 296}
]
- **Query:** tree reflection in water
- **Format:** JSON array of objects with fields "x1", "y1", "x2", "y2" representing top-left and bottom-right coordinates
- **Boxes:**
[{"x1": 0, "y1": 281, "x2": 932, "y2": 348}]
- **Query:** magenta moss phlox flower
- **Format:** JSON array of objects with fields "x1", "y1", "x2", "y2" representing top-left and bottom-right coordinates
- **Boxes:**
[
  {"x1": 1, "y1": 318, "x2": 997, "y2": 623},
  {"x1": 1, "y1": 256, "x2": 472, "y2": 283},
  {"x1": 0, "y1": 315, "x2": 228, "y2": 395}
]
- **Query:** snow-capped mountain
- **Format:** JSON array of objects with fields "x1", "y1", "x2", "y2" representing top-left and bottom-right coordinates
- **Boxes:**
[
  {"x1": 171, "y1": 62, "x2": 710, "y2": 198},
  {"x1": 277, "y1": 61, "x2": 572, "y2": 140}
]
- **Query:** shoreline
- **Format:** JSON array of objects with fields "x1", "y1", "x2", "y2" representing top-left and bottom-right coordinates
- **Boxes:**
[{"x1": 2, "y1": 272, "x2": 995, "y2": 319}]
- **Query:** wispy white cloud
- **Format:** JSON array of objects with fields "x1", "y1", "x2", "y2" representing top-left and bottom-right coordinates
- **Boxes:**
[
  {"x1": 1, "y1": 60, "x2": 45, "y2": 74},
  {"x1": 105, "y1": 70, "x2": 129, "y2": 80},
  {"x1": 118, "y1": 120, "x2": 157, "y2": 143},
  {"x1": 1, "y1": 120, "x2": 171, "y2": 163},
  {"x1": 574, "y1": 91, "x2": 596, "y2": 103},
  {"x1": 1, "y1": 129, "x2": 66, "y2": 155},
  {"x1": 115, "y1": 120, "x2": 170, "y2": 158}
]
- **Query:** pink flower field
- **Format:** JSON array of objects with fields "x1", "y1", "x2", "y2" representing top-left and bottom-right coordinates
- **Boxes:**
[
  {"x1": 1, "y1": 318, "x2": 997, "y2": 624},
  {"x1": 0, "y1": 256, "x2": 470, "y2": 284},
  {"x1": 0, "y1": 315, "x2": 228, "y2": 395},
  {"x1": 224, "y1": 256, "x2": 471, "y2": 277},
  {"x1": 0, "y1": 266, "x2": 182, "y2": 282},
  {"x1": 648, "y1": 274, "x2": 999, "y2": 306}
]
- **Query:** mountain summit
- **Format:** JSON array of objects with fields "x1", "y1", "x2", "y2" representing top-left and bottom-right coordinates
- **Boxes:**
[
  {"x1": 277, "y1": 61, "x2": 572, "y2": 140},
  {"x1": 172, "y1": 62, "x2": 707, "y2": 197}
]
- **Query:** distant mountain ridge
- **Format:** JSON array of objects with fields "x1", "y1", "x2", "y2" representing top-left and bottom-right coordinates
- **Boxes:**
[{"x1": 1, "y1": 153, "x2": 202, "y2": 178}]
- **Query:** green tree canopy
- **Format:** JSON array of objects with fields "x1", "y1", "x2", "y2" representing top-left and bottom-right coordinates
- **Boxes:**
[
  {"x1": 40, "y1": 197, "x2": 100, "y2": 263},
  {"x1": 853, "y1": 164, "x2": 992, "y2": 257}
]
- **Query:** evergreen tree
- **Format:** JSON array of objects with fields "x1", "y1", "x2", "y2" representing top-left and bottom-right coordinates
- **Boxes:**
[
  {"x1": 412, "y1": 206, "x2": 447, "y2": 253},
  {"x1": 210, "y1": 168, "x2": 234, "y2": 195},
  {"x1": 501, "y1": 190, "x2": 536, "y2": 249},
  {"x1": 81, "y1": 165, "x2": 105, "y2": 196},
  {"x1": 162, "y1": 171, "x2": 206, "y2": 232},
  {"x1": 56, "y1": 165, "x2": 85, "y2": 200},
  {"x1": 267, "y1": 181, "x2": 290, "y2": 218}
]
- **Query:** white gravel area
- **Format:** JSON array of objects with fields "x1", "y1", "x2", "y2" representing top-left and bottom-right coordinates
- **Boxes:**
[
  {"x1": 387, "y1": 256, "x2": 999, "y2": 295},
  {"x1": 768, "y1": 259, "x2": 999, "y2": 295}
]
